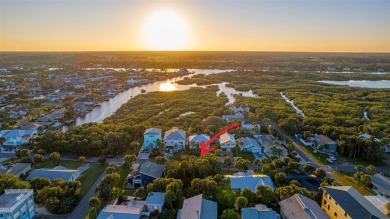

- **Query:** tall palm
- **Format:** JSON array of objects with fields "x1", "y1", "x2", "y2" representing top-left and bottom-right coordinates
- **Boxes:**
[{"x1": 224, "y1": 156, "x2": 232, "y2": 172}]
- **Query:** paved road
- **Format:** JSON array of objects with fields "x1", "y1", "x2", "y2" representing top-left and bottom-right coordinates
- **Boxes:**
[
  {"x1": 268, "y1": 121, "x2": 390, "y2": 174},
  {"x1": 66, "y1": 171, "x2": 107, "y2": 219}
]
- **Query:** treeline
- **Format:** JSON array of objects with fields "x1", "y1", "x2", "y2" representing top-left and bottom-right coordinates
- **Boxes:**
[
  {"x1": 180, "y1": 71, "x2": 389, "y2": 164},
  {"x1": 34, "y1": 86, "x2": 230, "y2": 156}
]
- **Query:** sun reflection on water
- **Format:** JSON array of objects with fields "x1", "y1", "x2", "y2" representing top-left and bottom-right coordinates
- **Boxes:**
[{"x1": 159, "y1": 81, "x2": 177, "y2": 91}]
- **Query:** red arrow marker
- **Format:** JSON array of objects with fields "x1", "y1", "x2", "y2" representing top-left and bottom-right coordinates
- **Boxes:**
[{"x1": 200, "y1": 122, "x2": 240, "y2": 156}]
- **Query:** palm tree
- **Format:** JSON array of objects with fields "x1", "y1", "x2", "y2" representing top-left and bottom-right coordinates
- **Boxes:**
[
  {"x1": 124, "y1": 154, "x2": 137, "y2": 170},
  {"x1": 270, "y1": 146, "x2": 277, "y2": 158},
  {"x1": 89, "y1": 196, "x2": 101, "y2": 216},
  {"x1": 224, "y1": 156, "x2": 232, "y2": 172},
  {"x1": 234, "y1": 196, "x2": 248, "y2": 211},
  {"x1": 79, "y1": 156, "x2": 86, "y2": 165},
  {"x1": 253, "y1": 159, "x2": 262, "y2": 171},
  {"x1": 235, "y1": 140, "x2": 243, "y2": 157}
]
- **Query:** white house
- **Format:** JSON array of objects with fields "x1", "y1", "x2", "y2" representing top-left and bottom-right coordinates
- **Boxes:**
[
  {"x1": 220, "y1": 132, "x2": 236, "y2": 152},
  {"x1": 164, "y1": 128, "x2": 186, "y2": 151},
  {"x1": 229, "y1": 105, "x2": 250, "y2": 113},
  {"x1": 188, "y1": 134, "x2": 210, "y2": 150}
]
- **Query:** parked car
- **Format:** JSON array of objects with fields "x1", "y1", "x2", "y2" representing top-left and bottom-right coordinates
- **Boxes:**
[
  {"x1": 329, "y1": 156, "x2": 336, "y2": 161},
  {"x1": 164, "y1": 153, "x2": 169, "y2": 158},
  {"x1": 313, "y1": 150, "x2": 318, "y2": 154},
  {"x1": 326, "y1": 158, "x2": 334, "y2": 163},
  {"x1": 105, "y1": 154, "x2": 114, "y2": 158}
]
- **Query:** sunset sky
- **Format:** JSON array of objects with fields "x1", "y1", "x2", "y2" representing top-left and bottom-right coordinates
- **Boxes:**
[{"x1": 0, "y1": 0, "x2": 389, "y2": 52}]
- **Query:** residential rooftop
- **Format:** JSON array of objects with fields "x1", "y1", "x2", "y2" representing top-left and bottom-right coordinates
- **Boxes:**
[
  {"x1": 324, "y1": 186, "x2": 387, "y2": 219},
  {"x1": 279, "y1": 194, "x2": 329, "y2": 219}
]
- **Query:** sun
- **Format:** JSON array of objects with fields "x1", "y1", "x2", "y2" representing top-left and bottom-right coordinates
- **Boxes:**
[{"x1": 143, "y1": 10, "x2": 190, "y2": 50}]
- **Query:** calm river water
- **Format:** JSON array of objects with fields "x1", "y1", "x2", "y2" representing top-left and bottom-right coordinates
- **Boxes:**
[{"x1": 62, "y1": 69, "x2": 258, "y2": 131}]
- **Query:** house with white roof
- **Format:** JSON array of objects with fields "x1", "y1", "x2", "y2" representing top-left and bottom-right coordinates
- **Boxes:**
[
  {"x1": 188, "y1": 134, "x2": 210, "y2": 150},
  {"x1": 97, "y1": 192, "x2": 164, "y2": 219},
  {"x1": 143, "y1": 128, "x2": 162, "y2": 150},
  {"x1": 26, "y1": 166, "x2": 80, "y2": 181},
  {"x1": 219, "y1": 132, "x2": 235, "y2": 152},
  {"x1": 226, "y1": 172, "x2": 275, "y2": 192},
  {"x1": 177, "y1": 194, "x2": 217, "y2": 219},
  {"x1": 0, "y1": 129, "x2": 37, "y2": 148},
  {"x1": 164, "y1": 128, "x2": 186, "y2": 151}
]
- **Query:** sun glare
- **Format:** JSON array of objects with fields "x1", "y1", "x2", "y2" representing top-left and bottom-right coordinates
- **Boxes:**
[
  {"x1": 143, "y1": 10, "x2": 190, "y2": 50},
  {"x1": 159, "y1": 81, "x2": 177, "y2": 91}
]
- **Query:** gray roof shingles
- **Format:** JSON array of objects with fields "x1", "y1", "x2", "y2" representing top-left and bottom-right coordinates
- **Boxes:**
[{"x1": 140, "y1": 161, "x2": 164, "y2": 179}]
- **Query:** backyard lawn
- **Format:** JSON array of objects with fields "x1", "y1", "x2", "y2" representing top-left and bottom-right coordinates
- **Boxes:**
[
  {"x1": 79, "y1": 163, "x2": 108, "y2": 195},
  {"x1": 117, "y1": 166, "x2": 130, "y2": 189},
  {"x1": 331, "y1": 171, "x2": 376, "y2": 195},
  {"x1": 297, "y1": 143, "x2": 327, "y2": 165}
]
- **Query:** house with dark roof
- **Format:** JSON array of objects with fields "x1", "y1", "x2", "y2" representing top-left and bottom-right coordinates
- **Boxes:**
[
  {"x1": 176, "y1": 194, "x2": 217, "y2": 219},
  {"x1": 322, "y1": 186, "x2": 387, "y2": 219},
  {"x1": 26, "y1": 166, "x2": 80, "y2": 181},
  {"x1": 126, "y1": 161, "x2": 164, "y2": 188},
  {"x1": 164, "y1": 128, "x2": 186, "y2": 151},
  {"x1": 226, "y1": 172, "x2": 275, "y2": 192},
  {"x1": 242, "y1": 204, "x2": 280, "y2": 219},
  {"x1": 279, "y1": 194, "x2": 329, "y2": 219},
  {"x1": 371, "y1": 174, "x2": 390, "y2": 198},
  {"x1": 188, "y1": 134, "x2": 210, "y2": 150},
  {"x1": 143, "y1": 128, "x2": 162, "y2": 150},
  {"x1": 314, "y1": 134, "x2": 337, "y2": 153}
]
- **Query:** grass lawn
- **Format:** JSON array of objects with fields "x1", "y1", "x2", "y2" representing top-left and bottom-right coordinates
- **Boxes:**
[
  {"x1": 331, "y1": 171, "x2": 376, "y2": 195},
  {"x1": 297, "y1": 143, "x2": 327, "y2": 165},
  {"x1": 117, "y1": 166, "x2": 130, "y2": 189},
  {"x1": 84, "y1": 200, "x2": 108, "y2": 219},
  {"x1": 39, "y1": 159, "x2": 82, "y2": 169},
  {"x1": 79, "y1": 163, "x2": 108, "y2": 195}
]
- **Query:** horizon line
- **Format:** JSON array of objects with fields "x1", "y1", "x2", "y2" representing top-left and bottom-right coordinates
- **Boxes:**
[{"x1": 0, "y1": 50, "x2": 389, "y2": 54}]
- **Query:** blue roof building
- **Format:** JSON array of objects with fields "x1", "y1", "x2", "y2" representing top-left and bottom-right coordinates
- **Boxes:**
[
  {"x1": 242, "y1": 204, "x2": 280, "y2": 219},
  {"x1": 0, "y1": 189, "x2": 36, "y2": 219},
  {"x1": 26, "y1": 166, "x2": 80, "y2": 181},
  {"x1": 227, "y1": 172, "x2": 275, "y2": 191},
  {"x1": 188, "y1": 134, "x2": 210, "y2": 150},
  {"x1": 177, "y1": 194, "x2": 217, "y2": 219},
  {"x1": 0, "y1": 129, "x2": 37, "y2": 148},
  {"x1": 143, "y1": 128, "x2": 162, "y2": 150},
  {"x1": 237, "y1": 137, "x2": 261, "y2": 153}
]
